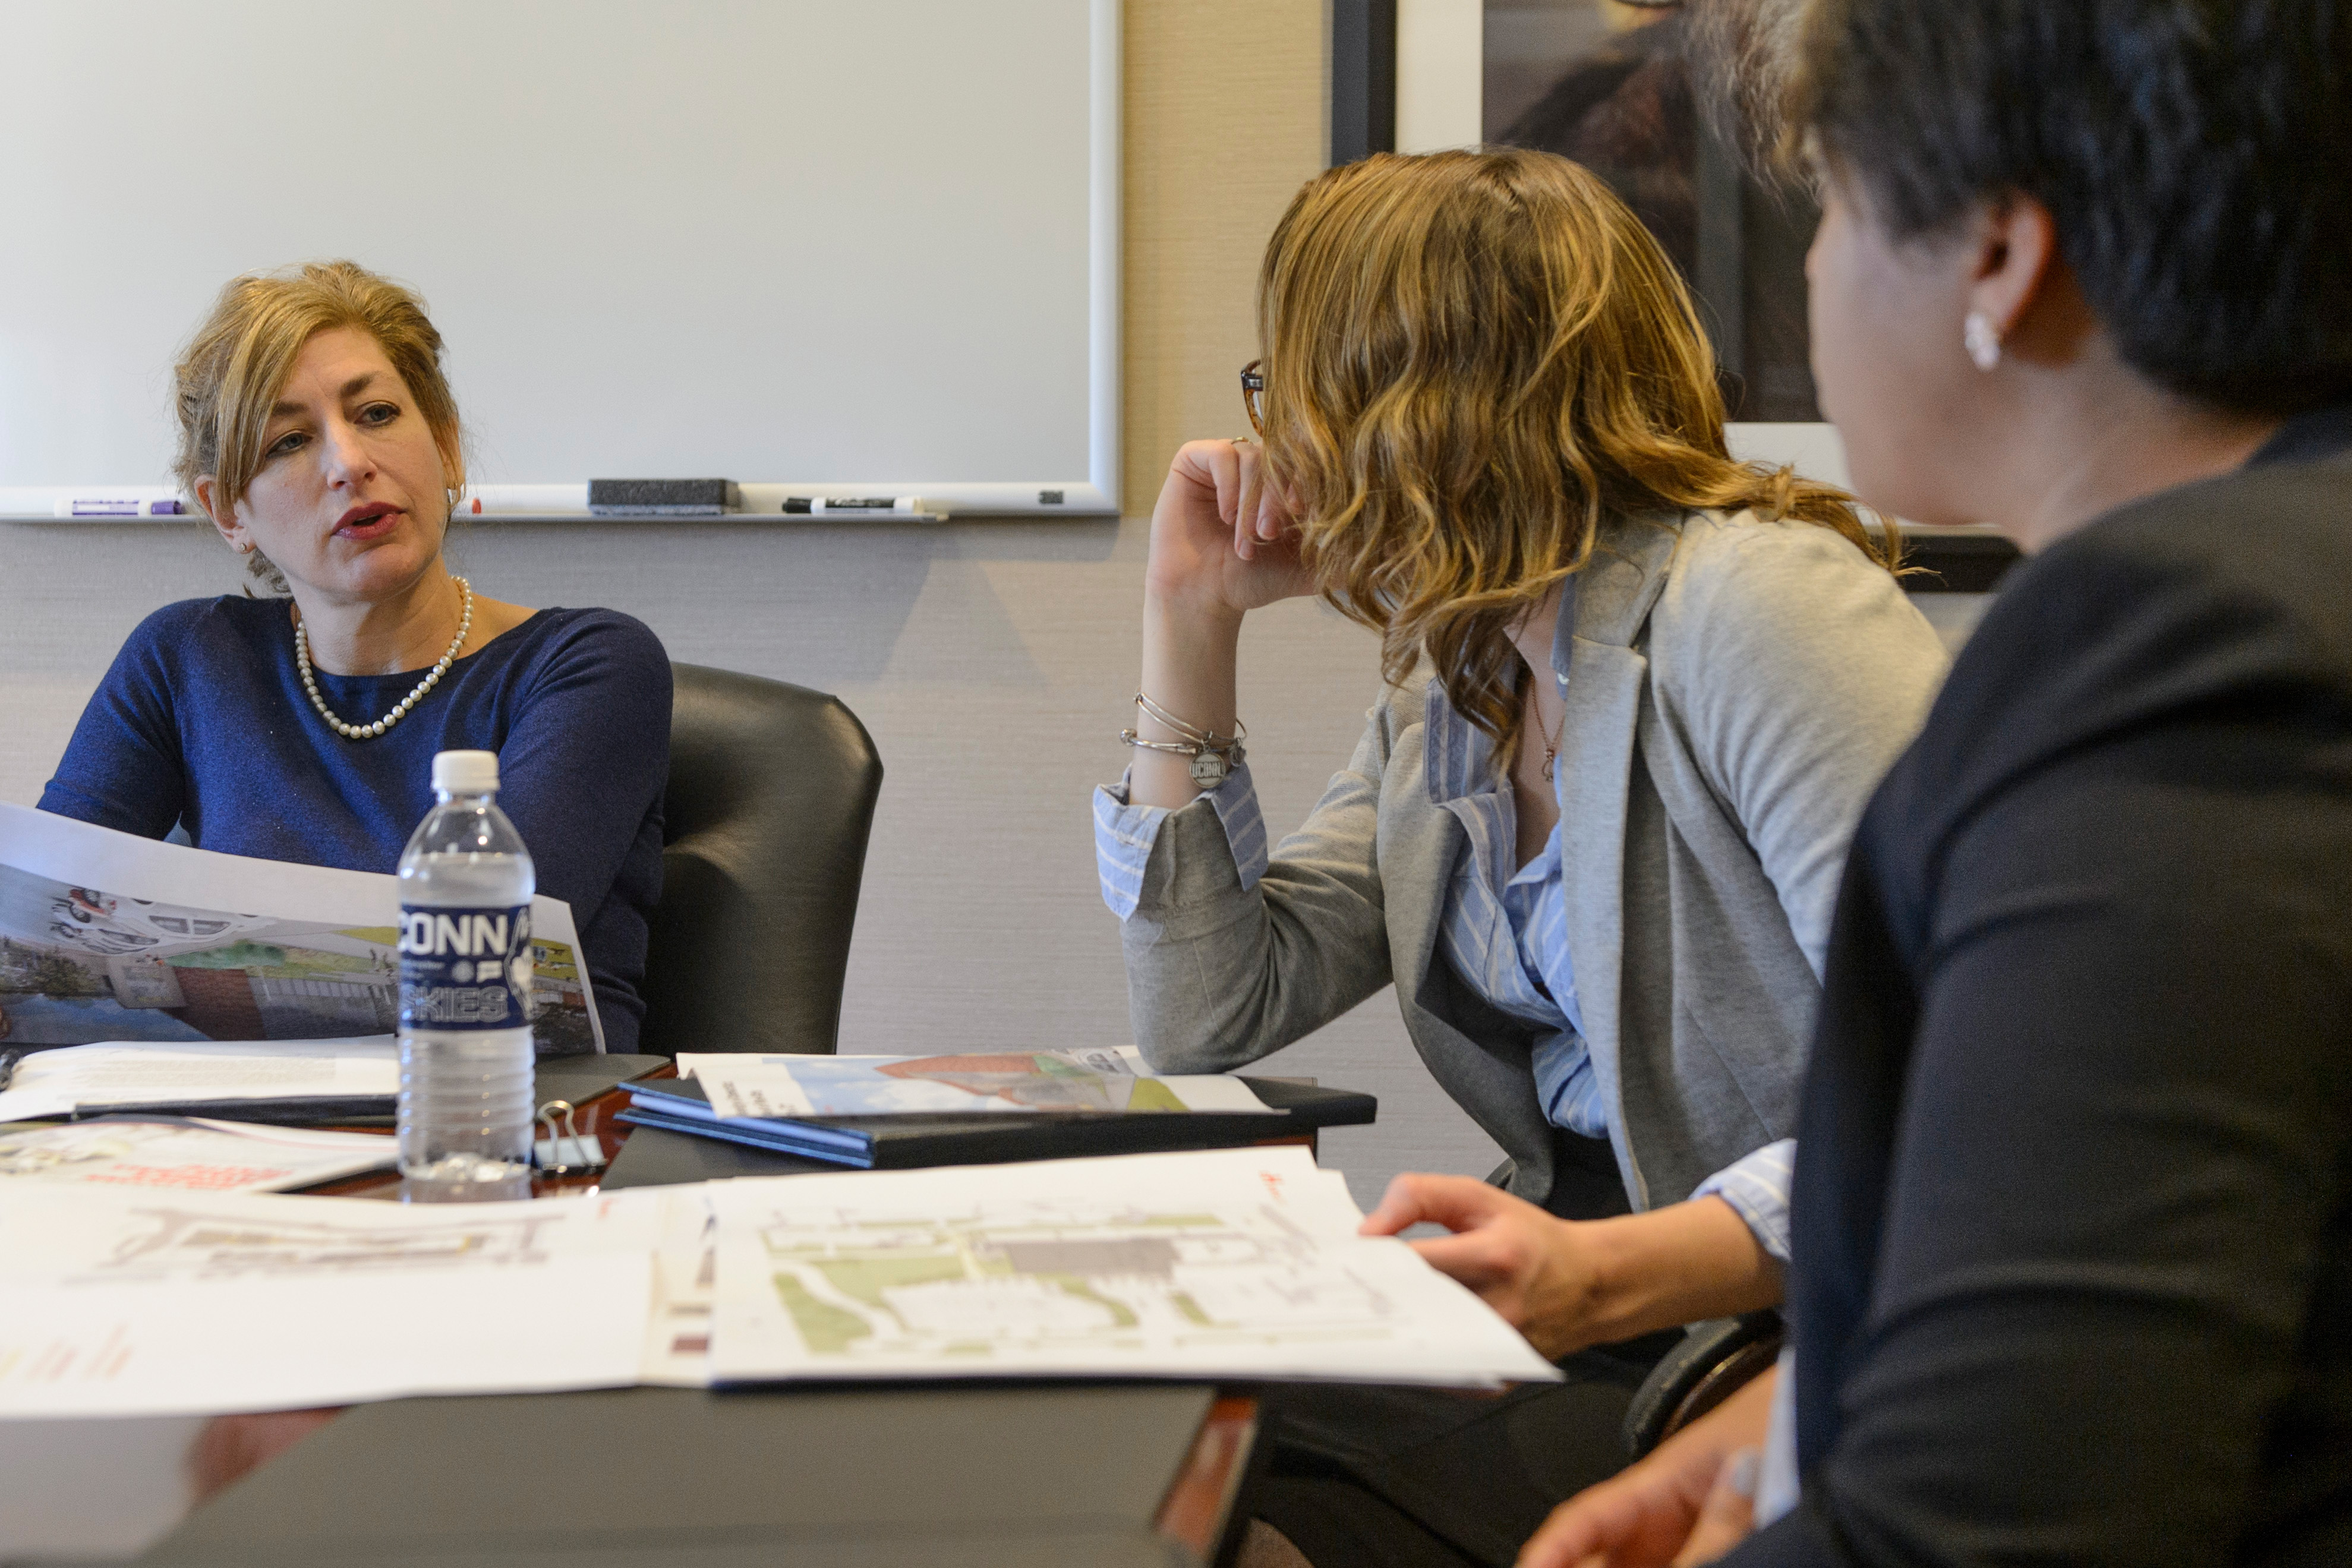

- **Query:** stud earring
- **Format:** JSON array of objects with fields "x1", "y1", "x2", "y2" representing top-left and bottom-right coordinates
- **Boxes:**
[{"x1": 1964, "y1": 311, "x2": 2004, "y2": 372}]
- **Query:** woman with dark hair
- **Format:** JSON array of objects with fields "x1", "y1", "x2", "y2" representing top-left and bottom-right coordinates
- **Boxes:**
[{"x1": 1417, "y1": 1, "x2": 2352, "y2": 1561}]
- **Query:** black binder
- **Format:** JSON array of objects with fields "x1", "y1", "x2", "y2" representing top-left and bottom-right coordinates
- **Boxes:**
[{"x1": 607, "y1": 1075, "x2": 1374, "y2": 1178}]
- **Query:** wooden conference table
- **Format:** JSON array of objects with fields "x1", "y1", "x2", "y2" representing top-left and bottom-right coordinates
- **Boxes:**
[{"x1": 138, "y1": 1059, "x2": 1319, "y2": 1567}]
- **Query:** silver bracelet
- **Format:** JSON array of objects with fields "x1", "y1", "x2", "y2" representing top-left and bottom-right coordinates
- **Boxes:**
[
  {"x1": 1120, "y1": 728, "x2": 1248, "y2": 787},
  {"x1": 1122, "y1": 693, "x2": 1247, "y2": 787},
  {"x1": 1133, "y1": 691, "x2": 1245, "y2": 749}
]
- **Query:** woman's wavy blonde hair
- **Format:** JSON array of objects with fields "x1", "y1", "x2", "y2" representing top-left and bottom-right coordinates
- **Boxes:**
[
  {"x1": 1257, "y1": 147, "x2": 1897, "y2": 759},
  {"x1": 174, "y1": 260, "x2": 466, "y2": 592}
]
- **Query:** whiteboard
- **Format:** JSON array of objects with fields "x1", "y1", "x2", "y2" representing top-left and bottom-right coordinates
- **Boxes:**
[{"x1": 0, "y1": 0, "x2": 1118, "y2": 516}]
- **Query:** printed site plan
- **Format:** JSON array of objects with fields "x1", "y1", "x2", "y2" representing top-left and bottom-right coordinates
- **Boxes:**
[{"x1": 707, "y1": 1147, "x2": 1559, "y2": 1387}]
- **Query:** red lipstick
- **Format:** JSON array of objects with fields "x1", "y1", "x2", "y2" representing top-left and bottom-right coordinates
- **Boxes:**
[{"x1": 335, "y1": 501, "x2": 400, "y2": 540}]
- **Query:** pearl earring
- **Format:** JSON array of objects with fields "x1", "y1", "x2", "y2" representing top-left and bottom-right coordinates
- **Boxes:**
[{"x1": 1964, "y1": 311, "x2": 2003, "y2": 372}]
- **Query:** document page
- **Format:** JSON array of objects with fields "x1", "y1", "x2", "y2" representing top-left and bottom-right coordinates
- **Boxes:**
[
  {"x1": 0, "y1": 1116, "x2": 395, "y2": 1193},
  {"x1": 641, "y1": 1188, "x2": 717, "y2": 1388},
  {"x1": 0, "y1": 1039, "x2": 400, "y2": 1123},
  {"x1": 677, "y1": 1049, "x2": 1278, "y2": 1118},
  {"x1": 704, "y1": 1147, "x2": 1560, "y2": 1388},
  {"x1": 0, "y1": 1185, "x2": 660, "y2": 1418}
]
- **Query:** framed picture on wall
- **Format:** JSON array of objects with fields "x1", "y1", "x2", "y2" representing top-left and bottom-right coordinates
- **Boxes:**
[
  {"x1": 1483, "y1": 0, "x2": 1820, "y2": 422},
  {"x1": 1330, "y1": 0, "x2": 2019, "y2": 591}
]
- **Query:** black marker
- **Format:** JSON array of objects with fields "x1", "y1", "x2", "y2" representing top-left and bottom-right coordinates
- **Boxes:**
[{"x1": 782, "y1": 497, "x2": 927, "y2": 515}]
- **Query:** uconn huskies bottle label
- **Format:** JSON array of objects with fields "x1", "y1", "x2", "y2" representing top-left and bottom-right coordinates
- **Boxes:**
[{"x1": 398, "y1": 905, "x2": 534, "y2": 1030}]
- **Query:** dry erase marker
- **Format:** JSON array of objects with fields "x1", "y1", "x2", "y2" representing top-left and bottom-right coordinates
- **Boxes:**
[
  {"x1": 55, "y1": 497, "x2": 185, "y2": 518},
  {"x1": 783, "y1": 496, "x2": 927, "y2": 514}
]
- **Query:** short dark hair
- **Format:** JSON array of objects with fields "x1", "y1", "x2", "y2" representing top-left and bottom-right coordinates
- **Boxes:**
[{"x1": 1795, "y1": 0, "x2": 2352, "y2": 417}]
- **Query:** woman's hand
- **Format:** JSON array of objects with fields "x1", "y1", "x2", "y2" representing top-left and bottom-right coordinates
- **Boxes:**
[
  {"x1": 1127, "y1": 438, "x2": 1313, "y2": 808},
  {"x1": 1516, "y1": 1368, "x2": 1775, "y2": 1568},
  {"x1": 1363, "y1": 1175, "x2": 1786, "y2": 1359},
  {"x1": 1671, "y1": 1452, "x2": 1762, "y2": 1566},
  {"x1": 1143, "y1": 439, "x2": 1313, "y2": 620},
  {"x1": 1361, "y1": 1175, "x2": 1606, "y2": 1359}
]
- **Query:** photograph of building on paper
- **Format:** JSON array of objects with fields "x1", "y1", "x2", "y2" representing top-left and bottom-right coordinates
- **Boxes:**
[{"x1": 0, "y1": 864, "x2": 589, "y2": 1053}]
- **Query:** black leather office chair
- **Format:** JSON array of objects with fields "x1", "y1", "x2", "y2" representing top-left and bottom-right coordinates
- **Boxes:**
[
  {"x1": 637, "y1": 664, "x2": 884, "y2": 1057},
  {"x1": 1621, "y1": 1311, "x2": 1784, "y2": 1458}
]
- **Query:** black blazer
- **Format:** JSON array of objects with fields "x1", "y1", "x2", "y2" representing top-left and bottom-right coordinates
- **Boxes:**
[{"x1": 1743, "y1": 407, "x2": 2352, "y2": 1567}]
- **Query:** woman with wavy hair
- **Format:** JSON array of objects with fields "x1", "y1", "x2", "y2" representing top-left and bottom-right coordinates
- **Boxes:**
[
  {"x1": 1093, "y1": 146, "x2": 1947, "y2": 1565},
  {"x1": 42, "y1": 261, "x2": 669, "y2": 1054}
]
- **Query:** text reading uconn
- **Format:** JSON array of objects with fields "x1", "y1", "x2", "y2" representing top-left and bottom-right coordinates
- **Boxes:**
[{"x1": 399, "y1": 910, "x2": 529, "y2": 958}]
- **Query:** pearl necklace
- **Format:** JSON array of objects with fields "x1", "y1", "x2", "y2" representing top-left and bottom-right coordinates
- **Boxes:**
[{"x1": 295, "y1": 577, "x2": 474, "y2": 741}]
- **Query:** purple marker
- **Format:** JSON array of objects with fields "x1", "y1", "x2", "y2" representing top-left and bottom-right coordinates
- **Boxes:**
[{"x1": 55, "y1": 497, "x2": 185, "y2": 518}]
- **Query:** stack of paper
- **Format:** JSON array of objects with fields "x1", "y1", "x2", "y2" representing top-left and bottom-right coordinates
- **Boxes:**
[{"x1": 0, "y1": 1039, "x2": 399, "y2": 1124}]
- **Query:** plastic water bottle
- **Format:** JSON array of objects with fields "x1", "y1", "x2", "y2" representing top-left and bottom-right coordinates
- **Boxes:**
[{"x1": 396, "y1": 750, "x2": 537, "y2": 1202}]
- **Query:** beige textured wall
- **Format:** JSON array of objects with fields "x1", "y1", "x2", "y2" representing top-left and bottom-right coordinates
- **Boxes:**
[
  {"x1": 0, "y1": 2, "x2": 1514, "y2": 1210},
  {"x1": 1123, "y1": 0, "x2": 1327, "y2": 515}
]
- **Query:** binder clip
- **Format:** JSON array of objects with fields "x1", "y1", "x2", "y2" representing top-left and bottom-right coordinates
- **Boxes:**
[{"x1": 533, "y1": 1099, "x2": 606, "y2": 1175}]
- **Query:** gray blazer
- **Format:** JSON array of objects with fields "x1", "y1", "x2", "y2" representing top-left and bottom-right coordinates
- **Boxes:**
[{"x1": 1122, "y1": 510, "x2": 1951, "y2": 1212}]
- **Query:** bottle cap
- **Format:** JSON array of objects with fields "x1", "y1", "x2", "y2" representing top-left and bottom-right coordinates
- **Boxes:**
[{"x1": 431, "y1": 750, "x2": 500, "y2": 794}]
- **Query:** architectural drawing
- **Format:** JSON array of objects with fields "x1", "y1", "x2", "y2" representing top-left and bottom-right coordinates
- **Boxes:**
[
  {"x1": 707, "y1": 1149, "x2": 1560, "y2": 1387},
  {"x1": 94, "y1": 1206, "x2": 569, "y2": 1279}
]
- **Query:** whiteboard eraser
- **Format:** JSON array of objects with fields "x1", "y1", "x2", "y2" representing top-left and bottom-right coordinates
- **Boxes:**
[{"x1": 587, "y1": 478, "x2": 742, "y2": 516}]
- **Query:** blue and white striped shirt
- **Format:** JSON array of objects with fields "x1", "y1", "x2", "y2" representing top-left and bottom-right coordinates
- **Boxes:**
[{"x1": 1093, "y1": 673, "x2": 1795, "y2": 1262}]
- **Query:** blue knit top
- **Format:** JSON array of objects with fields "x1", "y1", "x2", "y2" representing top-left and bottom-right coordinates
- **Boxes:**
[{"x1": 39, "y1": 596, "x2": 670, "y2": 1053}]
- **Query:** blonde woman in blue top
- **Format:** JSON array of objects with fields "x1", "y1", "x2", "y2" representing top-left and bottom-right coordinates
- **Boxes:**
[{"x1": 42, "y1": 262, "x2": 670, "y2": 1052}]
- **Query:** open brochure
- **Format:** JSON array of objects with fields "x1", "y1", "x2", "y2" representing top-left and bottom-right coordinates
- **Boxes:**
[
  {"x1": 0, "y1": 1116, "x2": 396, "y2": 1193},
  {"x1": 0, "y1": 802, "x2": 600, "y2": 1055},
  {"x1": 675, "y1": 1048, "x2": 1278, "y2": 1118},
  {"x1": 707, "y1": 1146, "x2": 1557, "y2": 1386},
  {"x1": 0, "y1": 1149, "x2": 1556, "y2": 1418}
]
